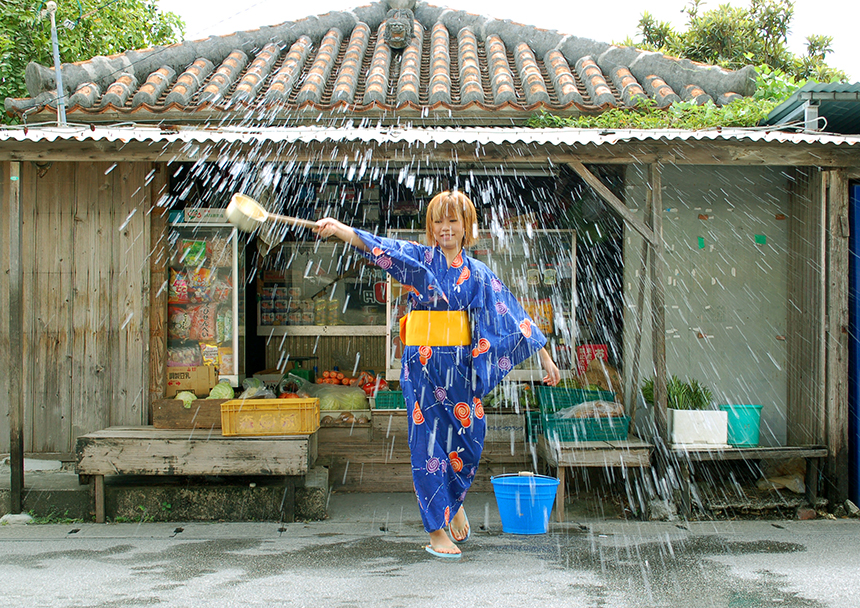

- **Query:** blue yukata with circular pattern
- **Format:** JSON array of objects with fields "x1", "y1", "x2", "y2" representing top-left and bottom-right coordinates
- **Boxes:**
[{"x1": 354, "y1": 229, "x2": 547, "y2": 532}]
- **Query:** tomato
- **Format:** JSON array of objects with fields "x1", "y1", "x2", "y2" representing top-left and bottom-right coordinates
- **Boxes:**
[
  {"x1": 361, "y1": 377, "x2": 389, "y2": 397},
  {"x1": 278, "y1": 392, "x2": 300, "y2": 399}
]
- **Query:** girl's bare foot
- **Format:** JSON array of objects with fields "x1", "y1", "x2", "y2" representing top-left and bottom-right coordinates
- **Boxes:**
[
  {"x1": 427, "y1": 529, "x2": 460, "y2": 555},
  {"x1": 449, "y1": 506, "x2": 470, "y2": 542}
]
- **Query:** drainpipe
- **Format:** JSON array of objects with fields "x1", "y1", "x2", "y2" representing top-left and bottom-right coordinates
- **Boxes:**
[{"x1": 8, "y1": 162, "x2": 24, "y2": 513}]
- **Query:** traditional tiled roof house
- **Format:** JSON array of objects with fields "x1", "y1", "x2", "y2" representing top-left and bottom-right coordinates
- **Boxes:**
[
  {"x1": 6, "y1": 0, "x2": 753, "y2": 125},
  {"x1": 2, "y1": 1, "x2": 859, "y2": 519}
]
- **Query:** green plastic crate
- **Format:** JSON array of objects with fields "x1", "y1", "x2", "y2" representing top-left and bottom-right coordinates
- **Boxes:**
[
  {"x1": 372, "y1": 390, "x2": 406, "y2": 410},
  {"x1": 534, "y1": 385, "x2": 627, "y2": 441},
  {"x1": 540, "y1": 415, "x2": 630, "y2": 442},
  {"x1": 535, "y1": 385, "x2": 616, "y2": 413},
  {"x1": 525, "y1": 411, "x2": 542, "y2": 441}
]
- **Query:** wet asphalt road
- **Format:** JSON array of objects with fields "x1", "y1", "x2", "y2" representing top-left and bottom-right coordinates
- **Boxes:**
[{"x1": 1, "y1": 494, "x2": 859, "y2": 608}]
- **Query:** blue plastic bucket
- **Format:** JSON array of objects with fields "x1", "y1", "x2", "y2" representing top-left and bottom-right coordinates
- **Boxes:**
[
  {"x1": 720, "y1": 404, "x2": 763, "y2": 446},
  {"x1": 491, "y1": 473, "x2": 559, "y2": 534}
]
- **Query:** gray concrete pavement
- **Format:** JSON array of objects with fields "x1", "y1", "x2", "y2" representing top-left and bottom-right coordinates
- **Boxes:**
[{"x1": 1, "y1": 492, "x2": 859, "y2": 608}]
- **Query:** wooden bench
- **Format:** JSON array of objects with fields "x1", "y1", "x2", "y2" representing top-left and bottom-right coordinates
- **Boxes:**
[
  {"x1": 668, "y1": 445, "x2": 828, "y2": 516},
  {"x1": 76, "y1": 426, "x2": 318, "y2": 522},
  {"x1": 537, "y1": 435, "x2": 654, "y2": 522}
]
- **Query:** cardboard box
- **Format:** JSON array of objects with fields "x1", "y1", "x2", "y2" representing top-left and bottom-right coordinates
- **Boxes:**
[
  {"x1": 183, "y1": 207, "x2": 227, "y2": 223},
  {"x1": 152, "y1": 399, "x2": 225, "y2": 429},
  {"x1": 576, "y1": 344, "x2": 609, "y2": 375},
  {"x1": 165, "y1": 366, "x2": 220, "y2": 398}
]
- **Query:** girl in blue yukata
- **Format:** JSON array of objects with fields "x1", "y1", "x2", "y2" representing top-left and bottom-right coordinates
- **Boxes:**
[{"x1": 315, "y1": 190, "x2": 561, "y2": 559}]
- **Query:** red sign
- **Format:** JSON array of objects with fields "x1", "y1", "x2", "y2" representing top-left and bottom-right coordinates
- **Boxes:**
[
  {"x1": 373, "y1": 281, "x2": 387, "y2": 304},
  {"x1": 576, "y1": 344, "x2": 608, "y2": 375}
]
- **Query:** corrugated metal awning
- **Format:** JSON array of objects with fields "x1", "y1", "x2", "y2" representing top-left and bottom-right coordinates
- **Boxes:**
[
  {"x1": 764, "y1": 83, "x2": 860, "y2": 135},
  {"x1": 2, "y1": 124, "x2": 859, "y2": 147}
]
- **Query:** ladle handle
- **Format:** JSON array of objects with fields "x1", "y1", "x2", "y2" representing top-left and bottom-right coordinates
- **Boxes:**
[{"x1": 268, "y1": 213, "x2": 318, "y2": 230}]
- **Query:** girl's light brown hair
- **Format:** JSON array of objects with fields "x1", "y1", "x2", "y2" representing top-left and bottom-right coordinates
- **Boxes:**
[{"x1": 425, "y1": 190, "x2": 478, "y2": 248}]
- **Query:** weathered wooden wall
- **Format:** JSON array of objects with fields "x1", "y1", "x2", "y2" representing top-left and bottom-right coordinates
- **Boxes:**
[
  {"x1": 786, "y1": 168, "x2": 825, "y2": 445},
  {"x1": 0, "y1": 161, "x2": 163, "y2": 457}
]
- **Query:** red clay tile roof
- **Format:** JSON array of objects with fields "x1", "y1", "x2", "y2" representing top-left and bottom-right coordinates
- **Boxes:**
[{"x1": 5, "y1": 1, "x2": 757, "y2": 126}]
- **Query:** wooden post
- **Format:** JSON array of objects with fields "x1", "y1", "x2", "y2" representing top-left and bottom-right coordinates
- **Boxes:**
[
  {"x1": 648, "y1": 163, "x2": 668, "y2": 450},
  {"x1": 148, "y1": 163, "x2": 169, "y2": 414},
  {"x1": 825, "y1": 169, "x2": 850, "y2": 503},
  {"x1": 627, "y1": 176, "x2": 654, "y2": 423},
  {"x1": 8, "y1": 161, "x2": 24, "y2": 513},
  {"x1": 567, "y1": 160, "x2": 657, "y2": 247}
]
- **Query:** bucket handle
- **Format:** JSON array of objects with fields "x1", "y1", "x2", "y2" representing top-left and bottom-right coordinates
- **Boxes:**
[{"x1": 517, "y1": 471, "x2": 535, "y2": 476}]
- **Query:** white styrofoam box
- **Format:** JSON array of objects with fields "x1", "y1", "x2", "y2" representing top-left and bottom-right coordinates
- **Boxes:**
[
  {"x1": 669, "y1": 409, "x2": 729, "y2": 446},
  {"x1": 484, "y1": 413, "x2": 527, "y2": 443}
]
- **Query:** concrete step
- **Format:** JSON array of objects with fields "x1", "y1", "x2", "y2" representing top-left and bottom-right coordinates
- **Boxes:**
[{"x1": 0, "y1": 462, "x2": 328, "y2": 523}]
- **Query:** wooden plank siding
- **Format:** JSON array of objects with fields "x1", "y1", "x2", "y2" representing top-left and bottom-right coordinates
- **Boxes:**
[
  {"x1": 0, "y1": 162, "x2": 153, "y2": 455},
  {"x1": 148, "y1": 166, "x2": 170, "y2": 416},
  {"x1": 785, "y1": 167, "x2": 852, "y2": 502},
  {"x1": 71, "y1": 162, "x2": 116, "y2": 445},
  {"x1": 111, "y1": 163, "x2": 151, "y2": 426},
  {"x1": 786, "y1": 168, "x2": 826, "y2": 446}
]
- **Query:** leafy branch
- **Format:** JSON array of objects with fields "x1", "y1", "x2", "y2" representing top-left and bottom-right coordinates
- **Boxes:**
[{"x1": 641, "y1": 375, "x2": 713, "y2": 410}]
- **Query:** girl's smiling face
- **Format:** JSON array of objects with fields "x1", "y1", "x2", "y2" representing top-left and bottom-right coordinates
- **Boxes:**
[{"x1": 432, "y1": 212, "x2": 465, "y2": 255}]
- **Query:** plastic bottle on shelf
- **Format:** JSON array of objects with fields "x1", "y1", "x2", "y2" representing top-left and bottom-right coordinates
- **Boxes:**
[
  {"x1": 543, "y1": 262, "x2": 557, "y2": 286},
  {"x1": 526, "y1": 263, "x2": 541, "y2": 286}
]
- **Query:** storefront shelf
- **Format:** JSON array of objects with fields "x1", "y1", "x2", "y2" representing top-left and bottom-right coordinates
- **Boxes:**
[{"x1": 257, "y1": 325, "x2": 387, "y2": 336}]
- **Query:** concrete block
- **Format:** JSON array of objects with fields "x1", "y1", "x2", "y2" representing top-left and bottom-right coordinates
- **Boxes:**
[
  {"x1": 105, "y1": 476, "x2": 297, "y2": 523},
  {"x1": 296, "y1": 466, "x2": 329, "y2": 521}
]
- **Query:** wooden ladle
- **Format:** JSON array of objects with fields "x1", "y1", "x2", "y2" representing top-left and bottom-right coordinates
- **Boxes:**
[{"x1": 225, "y1": 193, "x2": 318, "y2": 233}]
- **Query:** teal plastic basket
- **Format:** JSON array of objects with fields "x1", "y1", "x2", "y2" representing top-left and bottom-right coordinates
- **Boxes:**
[
  {"x1": 525, "y1": 411, "x2": 542, "y2": 441},
  {"x1": 534, "y1": 385, "x2": 627, "y2": 441},
  {"x1": 540, "y1": 415, "x2": 630, "y2": 442},
  {"x1": 535, "y1": 386, "x2": 616, "y2": 413},
  {"x1": 372, "y1": 390, "x2": 405, "y2": 410}
]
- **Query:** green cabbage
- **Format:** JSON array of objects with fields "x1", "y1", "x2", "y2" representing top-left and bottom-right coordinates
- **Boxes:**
[
  {"x1": 175, "y1": 391, "x2": 197, "y2": 408},
  {"x1": 314, "y1": 385, "x2": 368, "y2": 410},
  {"x1": 208, "y1": 381, "x2": 234, "y2": 400}
]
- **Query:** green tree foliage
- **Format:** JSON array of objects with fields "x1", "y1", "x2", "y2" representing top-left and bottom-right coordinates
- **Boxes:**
[
  {"x1": 528, "y1": 96, "x2": 775, "y2": 129},
  {"x1": 633, "y1": 0, "x2": 845, "y2": 83},
  {"x1": 532, "y1": 0, "x2": 846, "y2": 130},
  {"x1": 0, "y1": 0, "x2": 184, "y2": 113}
]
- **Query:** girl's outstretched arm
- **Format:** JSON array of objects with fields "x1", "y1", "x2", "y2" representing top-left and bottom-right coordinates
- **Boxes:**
[
  {"x1": 538, "y1": 347, "x2": 561, "y2": 386},
  {"x1": 314, "y1": 217, "x2": 369, "y2": 252}
]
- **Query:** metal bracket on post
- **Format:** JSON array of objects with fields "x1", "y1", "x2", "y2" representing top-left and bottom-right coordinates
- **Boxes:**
[{"x1": 804, "y1": 101, "x2": 820, "y2": 132}]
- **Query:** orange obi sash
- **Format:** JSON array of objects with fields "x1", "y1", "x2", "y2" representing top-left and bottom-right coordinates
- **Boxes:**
[{"x1": 399, "y1": 311, "x2": 471, "y2": 346}]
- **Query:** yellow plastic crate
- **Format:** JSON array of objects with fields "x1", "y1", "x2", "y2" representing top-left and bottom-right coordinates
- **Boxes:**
[{"x1": 220, "y1": 398, "x2": 320, "y2": 436}]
